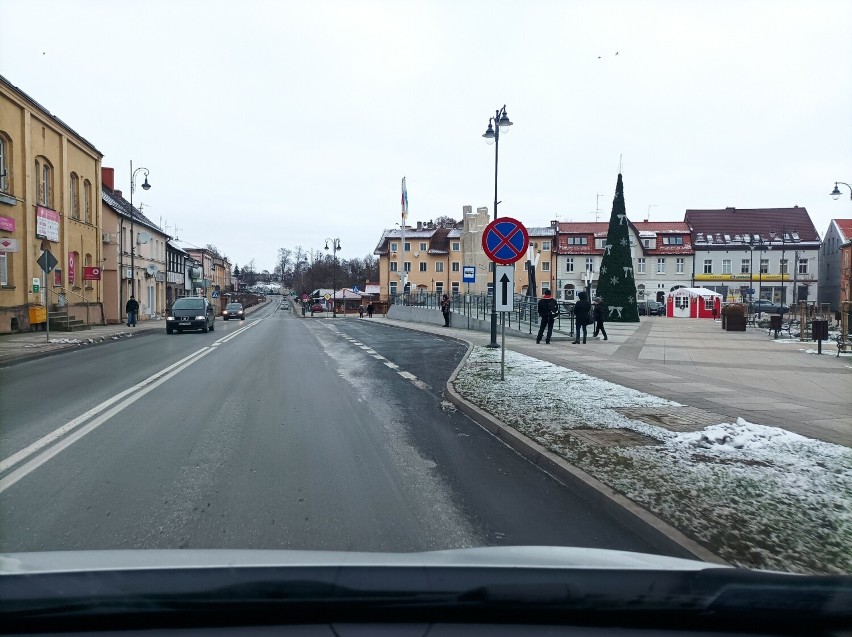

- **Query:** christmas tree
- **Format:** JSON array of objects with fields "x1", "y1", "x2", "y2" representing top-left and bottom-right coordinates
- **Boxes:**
[{"x1": 594, "y1": 173, "x2": 639, "y2": 322}]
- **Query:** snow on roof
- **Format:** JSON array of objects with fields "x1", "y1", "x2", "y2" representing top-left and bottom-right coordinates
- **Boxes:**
[{"x1": 672, "y1": 287, "x2": 723, "y2": 296}]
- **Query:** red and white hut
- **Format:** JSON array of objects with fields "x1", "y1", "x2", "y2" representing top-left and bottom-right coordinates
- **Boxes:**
[{"x1": 666, "y1": 287, "x2": 722, "y2": 319}]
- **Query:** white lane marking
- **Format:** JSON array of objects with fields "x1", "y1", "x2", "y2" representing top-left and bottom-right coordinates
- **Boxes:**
[
  {"x1": 412, "y1": 379, "x2": 432, "y2": 391},
  {"x1": 384, "y1": 362, "x2": 399, "y2": 369},
  {"x1": 0, "y1": 348, "x2": 215, "y2": 495},
  {"x1": 0, "y1": 348, "x2": 210, "y2": 474},
  {"x1": 398, "y1": 371, "x2": 416, "y2": 380},
  {"x1": 371, "y1": 354, "x2": 385, "y2": 360},
  {"x1": 213, "y1": 319, "x2": 260, "y2": 345}
]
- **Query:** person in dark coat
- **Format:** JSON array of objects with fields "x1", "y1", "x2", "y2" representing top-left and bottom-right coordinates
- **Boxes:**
[
  {"x1": 125, "y1": 295, "x2": 139, "y2": 327},
  {"x1": 440, "y1": 294, "x2": 451, "y2": 327},
  {"x1": 536, "y1": 289, "x2": 558, "y2": 344},
  {"x1": 573, "y1": 291, "x2": 591, "y2": 344},
  {"x1": 592, "y1": 296, "x2": 608, "y2": 340}
]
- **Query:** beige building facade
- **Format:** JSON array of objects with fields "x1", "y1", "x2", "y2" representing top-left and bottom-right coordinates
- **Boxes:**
[{"x1": 0, "y1": 74, "x2": 103, "y2": 333}]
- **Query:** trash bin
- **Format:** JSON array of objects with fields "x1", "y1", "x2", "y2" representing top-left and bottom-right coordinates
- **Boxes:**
[
  {"x1": 769, "y1": 314, "x2": 782, "y2": 337},
  {"x1": 812, "y1": 319, "x2": 829, "y2": 341},
  {"x1": 28, "y1": 305, "x2": 46, "y2": 328}
]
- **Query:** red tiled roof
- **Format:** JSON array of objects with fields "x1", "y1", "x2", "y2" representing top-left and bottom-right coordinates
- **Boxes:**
[
  {"x1": 684, "y1": 207, "x2": 820, "y2": 243},
  {"x1": 556, "y1": 222, "x2": 609, "y2": 235},
  {"x1": 632, "y1": 221, "x2": 690, "y2": 233},
  {"x1": 834, "y1": 219, "x2": 852, "y2": 243}
]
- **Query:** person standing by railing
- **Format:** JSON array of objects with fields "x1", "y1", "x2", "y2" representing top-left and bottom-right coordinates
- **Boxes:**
[
  {"x1": 536, "y1": 289, "x2": 558, "y2": 344},
  {"x1": 573, "y1": 291, "x2": 591, "y2": 344}
]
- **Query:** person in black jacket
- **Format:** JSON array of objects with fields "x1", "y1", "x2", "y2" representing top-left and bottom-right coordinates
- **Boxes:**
[
  {"x1": 536, "y1": 289, "x2": 558, "y2": 344},
  {"x1": 592, "y1": 296, "x2": 608, "y2": 340},
  {"x1": 573, "y1": 291, "x2": 591, "y2": 344}
]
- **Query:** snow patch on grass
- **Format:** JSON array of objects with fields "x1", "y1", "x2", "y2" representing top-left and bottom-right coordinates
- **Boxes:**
[{"x1": 454, "y1": 346, "x2": 852, "y2": 575}]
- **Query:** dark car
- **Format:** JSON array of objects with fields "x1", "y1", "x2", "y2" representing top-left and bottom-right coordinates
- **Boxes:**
[
  {"x1": 639, "y1": 300, "x2": 665, "y2": 316},
  {"x1": 166, "y1": 297, "x2": 215, "y2": 334},
  {"x1": 222, "y1": 302, "x2": 245, "y2": 320},
  {"x1": 748, "y1": 300, "x2": 789, "y2": 315}
]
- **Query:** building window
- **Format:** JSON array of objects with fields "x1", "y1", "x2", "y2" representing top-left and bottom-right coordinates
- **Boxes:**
[
  {"x1": 722, "y1": 259, "x2": 732, "y2": 274},
  {"x1": 390, "y1": 242, "x2": 398, "y2": 252},
  {"x1": 798, "y1": 258, "x2": 809, "y2": 274},
  {"x1": 565, "y1": 257, "x2": 574, "y2": 273},
  {"x1": 419, "y1": 242, "x2": 427, "y2": 251},
  {"x1": 704, "y1": 298, "x2": 715, "y2": 311},
  {"x1": 390, "y1": 261, "x2": 398, "y2": 272},
  {"x1": 703, "y1": 259, "x2": 712, "y2": 274},
  {"x1": 676, "y1": 258, "x2": 685, "y2": 274},
  {"x1": 0, "y1": 134, "x2": 9, "y2": 192},
  {"x1": 563, "y1": 284, "x2": 575, "y2": 300},
  {"x1": 0, "y1": 252, "x2": 7, "y2": 286},
  {"x1": 585, "y1": 257, "x2": 594, "y2": 272},
  {"x1": 657, "y1": 258, "x2": 666, "y2": 274},
  {"x1": 488, "y1": 262, "x2": 494, "y2": 272},
  {"x1": 486, "y1": 282, "x2": 494, "y2": 295},
  {"x1": 542, "y1": 241, "x2": 551, "y2": 251},
  {"x1": 567, "y1": 236, "x2": 588, "y2": 245},
  {"x1": 70, "y1": 172, "x2": 80, "y2": 219},
  {"x1": 451, "y1": 282, "x2": 460, "y2": 295},
  {"x1": 435, "y1": 262, "x2": 444, "y2": 272},
  {"x1": 419, "y1": 262, "x2": 427, "y2": 272},
  {"x1": 435, "y1": 281, "x2": 443, "y2": 294},
  {"x1": 643, "y1": 238, "x2": 653, "y2": 248},
  {"x1": 741, "y1": 259, "x2": 750, "y2": 274},
  {"x1": 83, "y1": 180, "x2": 91, "y2": 221},
  {"x1": 542, "y1": 261, "x2": 550, "y2": 272},
  {"x1": 595, "y1": 238, "x2": 606, "y2": 249},
  {"x1": 662, "y1": 236, "x2": 684, "y2": 245},
  {"x1": 637, "y1": 258, "x2": 646, "y2": 274},
  {"x1": 780, "y1": 259, "x2": 788, "y2": 275},
  {"x1": 451, "y1": 261, "x2": 460, "y2": 272},
  {"x1": 390, "y1": 282, "x2": 398, "y2": 295},
  {"x1": 404, "y1": 242, "x2": 411, "y2": 252},
  {"x1": 403, "y1": 261, "x2": 411, "y2": 272},
  {"x1": 637, "y1": 284, "x2": 645, "y2": 298},
  {"x1": 759, "y1": 258, "x2": 769, "y2": 274},
  {"x1": 35, "y1": 157, "x2": 53, "y2": 207},
  {"x1": 452, "y1": 242, "x2": 460, "y2": 251}
]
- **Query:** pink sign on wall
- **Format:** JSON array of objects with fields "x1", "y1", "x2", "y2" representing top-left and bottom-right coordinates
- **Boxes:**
[
  {"x1": 0, "y1": 215, "x2": 14, "y2": 232},
  {"x1": 68, "y1": 252, "x2": 76, "y2": 285}
]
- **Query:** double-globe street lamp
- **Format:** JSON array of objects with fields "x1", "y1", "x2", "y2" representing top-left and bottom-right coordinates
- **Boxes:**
[
  {"x1": 126, "y1": 161, "x2": 150, "y2": 320},
  {"x1": 482, "y1": 105, "x2": 513, "y2": 348},
  {"x1": 830, "y1": 181, "x2": 851, "y2": 201},
  {"x1": 325, "y1": 238, "x2": 341, "y2": 317}
]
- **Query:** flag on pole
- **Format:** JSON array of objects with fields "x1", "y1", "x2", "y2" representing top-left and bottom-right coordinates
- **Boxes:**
[{"x1": 401, "y1": 177, "x2": 409, "y2": 222}]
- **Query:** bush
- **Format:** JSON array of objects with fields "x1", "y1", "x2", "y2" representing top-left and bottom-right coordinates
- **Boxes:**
[{"x1": 722, "y1": 303, "x2": 747, "y2": 317}]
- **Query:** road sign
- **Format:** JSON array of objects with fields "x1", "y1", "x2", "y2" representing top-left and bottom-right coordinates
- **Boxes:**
[
  {"x1": 462, "y1": 265, "x2": 476, "y2": 283},
  {"x1": 482, "y1": 217, "x2": 529, "y2": 264},
  {"x1": 37, "y1": 249, "x2": 58, "y2": 273},
  {"x1": 212, "y1": 291, "x2": 220, "y2": 298},
  {"x1": 495, "y1": 265, "x2": 514, "y2": 312},
  {"x1": 32, "y1": 278, "x2": 40, "y2": 293},
  {"x1": 324, "y1": 293, "x2": 331, "y2": 301}
]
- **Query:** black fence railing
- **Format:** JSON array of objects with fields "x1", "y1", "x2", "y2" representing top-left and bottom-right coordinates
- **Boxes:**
[{"x1": 389, "y1": 292, "x2": 575, "y2": 335}]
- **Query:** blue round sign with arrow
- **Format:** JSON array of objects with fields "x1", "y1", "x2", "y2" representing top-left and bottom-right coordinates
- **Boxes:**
[{"x1": 482, "y1": 217, "x2": 529, "y2": 264}]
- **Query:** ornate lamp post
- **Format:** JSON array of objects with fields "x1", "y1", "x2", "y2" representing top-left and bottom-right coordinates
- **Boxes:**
[
  {"x1": 830, "y1": 181, "x2": 851, "y2": 201},
  {"x1": 126, "y1": 161, "x2": 150, "y2": 318},
  {"x1": 482, "y1": 105, "x2": 513, "y2": 348},
  {"x1": 325, "y1": 238, "x2": 341, "y2": 317}
]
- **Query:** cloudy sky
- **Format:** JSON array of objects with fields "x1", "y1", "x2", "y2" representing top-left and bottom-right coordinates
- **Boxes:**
[{"x1": 2, "y1": 0, "x2": 850, "y2": 272}]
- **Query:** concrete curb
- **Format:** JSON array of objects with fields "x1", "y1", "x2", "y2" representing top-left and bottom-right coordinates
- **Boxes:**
[{"x1": 370, "y1": 321, "x2": 726, "y2": 565}]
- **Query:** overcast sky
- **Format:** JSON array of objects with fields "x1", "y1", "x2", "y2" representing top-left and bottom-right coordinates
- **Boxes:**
[{"x1": 2, "y1": 0, "x2": 850, "y2": 272}]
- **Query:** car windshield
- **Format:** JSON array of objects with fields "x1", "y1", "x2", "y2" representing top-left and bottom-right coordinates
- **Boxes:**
[
  {"x1": 172, "y1": 299, "x2": 205, "y2": 310},
  {"x1": 1, "y1": 0, "x2": 850, "y2": 621}
]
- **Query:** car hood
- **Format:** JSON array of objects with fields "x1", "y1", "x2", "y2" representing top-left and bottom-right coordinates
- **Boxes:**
[{"x1": 0, "y1": 546, "x2": 725, "y2": 574}]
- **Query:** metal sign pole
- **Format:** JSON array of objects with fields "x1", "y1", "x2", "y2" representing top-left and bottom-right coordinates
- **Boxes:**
[
  {"x1": 43, "y1": 269, "x2": 49, "y2": 343},
  {"x1": 501, "y1": 311, "x2": 506, "y2": 381}
]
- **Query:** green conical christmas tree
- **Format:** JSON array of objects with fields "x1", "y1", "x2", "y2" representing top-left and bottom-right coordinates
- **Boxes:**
[{"x1": 594, "y1": 173, "x2": 639, "y2": 322}]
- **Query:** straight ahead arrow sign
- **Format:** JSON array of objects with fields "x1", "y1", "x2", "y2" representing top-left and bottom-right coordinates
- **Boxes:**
[{"x1": 495, "y1": 265, "x2": 514, "y2": 312}]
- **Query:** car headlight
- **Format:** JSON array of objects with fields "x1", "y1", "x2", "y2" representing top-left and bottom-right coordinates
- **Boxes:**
[
  {"x1": 196, "y1": 315, "x2": 206, "y2": 320},
  {"x1": 167, "y1": 316, "x2": 174, "y2": 321},
  {"x1": 237, "y1": 311, "x2": 243, "y2": 315}
]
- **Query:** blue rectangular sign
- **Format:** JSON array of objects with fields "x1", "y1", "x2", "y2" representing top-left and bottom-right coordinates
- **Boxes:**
[{"x1": 462, "y1": 265, "x2": 476, "y2": 283}]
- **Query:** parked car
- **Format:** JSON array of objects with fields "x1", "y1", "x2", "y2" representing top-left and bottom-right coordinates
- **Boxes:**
[
  {"x1": 310, "y1": 303, "x2": 326, "y2": 313},
  {"x1": 166, "y1": 297, "x2": 215, "y2": 334},
  {"x1": 638, "y1": 300, "x2": 665, "y2": 316},
  {"x1": 222, "y1": 302, "x2": 245, "y2": 320},
  {"x1": 748, "y1": 300, "x2": 789, "y2": 315}
]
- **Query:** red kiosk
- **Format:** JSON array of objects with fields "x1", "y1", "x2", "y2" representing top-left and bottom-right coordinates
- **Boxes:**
[{"x1": 667, "y1": 287, "x2": 723, "y2": 319}]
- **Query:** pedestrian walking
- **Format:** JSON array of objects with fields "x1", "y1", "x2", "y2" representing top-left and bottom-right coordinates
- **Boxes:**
[
  {"x1": 536, "y1": 289, "x2": 558, "y2": 344},
  {"x1": 592, "y1": 296, "x2": 608, "y2": 340},
  {"x1": 440, "y1": 294, "x2": 451, "y2": 327},
  {"x1": 572, "y1": 291, "x2": 591, "y2": 344},
  {"x1": 367, "y1": 302, "x2": 374, "y2": 318},
  {"x1": 125, "y1": 295, "x2": 139, "y2": 327},
  {"x1": 359, "y1": 304, "x2": 364, "y2": 318}
]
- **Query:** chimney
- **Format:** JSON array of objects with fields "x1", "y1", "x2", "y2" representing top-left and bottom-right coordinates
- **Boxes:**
[
  {"x1": 417, "y1": 221, "x2": 422, "y2": 231},
  {"x1": 102, "y1": 167, "x2": 115, "y2": 190}
]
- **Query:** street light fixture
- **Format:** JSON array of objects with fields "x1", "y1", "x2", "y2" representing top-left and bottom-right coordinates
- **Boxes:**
[
  {"x1": 482, "y1": 104, "x2": 513, "y2": 348},
  {"x1": 325, "y1": 238, "x2": 341, "y2": 317},
  {"x1": 830, "y1": 181, "x2": 851, "y2": 201},
  {"x1": 127, "y1": 161, "x2": 151, "y2": 317}
]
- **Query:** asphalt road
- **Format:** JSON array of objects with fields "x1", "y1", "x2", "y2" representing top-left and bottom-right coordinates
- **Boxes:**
[{"x1": 0, "y1": 301, "x2": 691, "y2": 557}]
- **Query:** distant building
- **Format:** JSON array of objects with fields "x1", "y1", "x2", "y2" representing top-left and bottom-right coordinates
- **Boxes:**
[{"x1": 818, "y1": 219, "x2": 852, "y2": 311}]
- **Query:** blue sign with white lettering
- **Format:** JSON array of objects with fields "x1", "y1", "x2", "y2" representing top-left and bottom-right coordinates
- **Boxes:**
[{"x1": 462, "y1": 265, "x2": 476, "y2": 283}]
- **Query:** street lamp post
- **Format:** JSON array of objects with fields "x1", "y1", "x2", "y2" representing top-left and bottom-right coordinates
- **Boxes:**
[
  {"x1": 482, "y1": 105, "x2": 513, "y2": 348},
  {"x1": 325, "y1": 238, "x2": 341, "y2": 317},
  {"x1": 830, "y1": 181, "x2": 851, "y2": 201},
  {"x1": 127, "y1": 161, "x2": 151, "y2": 318}
]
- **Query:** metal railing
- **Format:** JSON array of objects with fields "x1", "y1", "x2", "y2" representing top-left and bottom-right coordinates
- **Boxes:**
[
  {"x1": 49, "y1": 287, "x2": 97, "y2": 327},
  {"x1": 389, "y1": 291, "x2": 575, "y2": 335}
]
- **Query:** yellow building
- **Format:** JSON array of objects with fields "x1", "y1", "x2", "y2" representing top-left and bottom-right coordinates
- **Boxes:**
[{"x1": 0, "y1": 74, "x2": 103, "y2": 333}]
